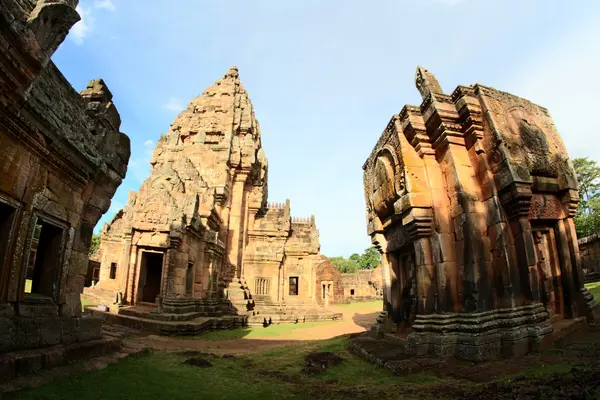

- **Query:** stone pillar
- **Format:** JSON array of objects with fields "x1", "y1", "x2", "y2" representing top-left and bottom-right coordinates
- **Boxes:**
[
  {"x1": 226, "y1": 172, "x2": 249, "y2": 279},
  {"x1": 163, "y1": 238, "x2": 180, "y2": 299},
  {"x1": 126, "y1": 244, "x2": 138, "y2": 304}
]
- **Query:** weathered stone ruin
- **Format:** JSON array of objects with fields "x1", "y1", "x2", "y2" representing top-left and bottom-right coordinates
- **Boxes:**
[
  {"x1": 84, "y1": 67, "x2": 341, "y2": 331},
  {"x1": 362, "y1": 66, "x2": 599, "y2": 361},
  {"x1": 0, "y1": 0, "x2": 130, "y2": 379},
  {"x1": 578, "y1": 234, "x2": 600, "y2": 282},
  {"x1": 341, "y1": 266, "x2": 383, "y2": 301}
]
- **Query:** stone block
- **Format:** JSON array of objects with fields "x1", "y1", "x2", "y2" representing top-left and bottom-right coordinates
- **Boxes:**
[
  {"x1": 77, "y1": 317, "x2": 103, "y2": 343},
  {"x1": 11, "y1": 318, "x2": 40, "y2": 350},
  {"x1": 14, "y1": 351, "x2": 43, "y2": 375},
  {"x1": 39, "y1": 318, "x2": 62, "y2": 347},
  {"x1": 0, "y1": 318, "x2": 15, "y2": 353},
  {"x1": 42, "y1": 347, "x2": 66, "y2": 369},
  {"x1": 61, "y1": 318, "x2": 79, "y2": 346},
  {"x1": 0, "y1": 354, "x2": 16, "y2": 380}
]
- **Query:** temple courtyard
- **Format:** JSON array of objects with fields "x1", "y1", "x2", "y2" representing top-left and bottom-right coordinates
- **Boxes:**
[{"x1": 3, "y1": 291, "x2": 600, "y2": 399}]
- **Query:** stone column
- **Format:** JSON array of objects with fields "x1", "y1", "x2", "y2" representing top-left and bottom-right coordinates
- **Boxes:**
[
  {"x1": 226, "y1": 172, "x2": 249, "y2": 279},
  {"x1": 163, "y1": 237, "x2": 180, "y2": 299}
]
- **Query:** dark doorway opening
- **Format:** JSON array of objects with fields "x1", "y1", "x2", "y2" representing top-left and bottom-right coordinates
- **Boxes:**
[
  {"x1": 25, "y1": 220, "x2": 63, "y2": 299},
  {"x1": 289, "y1": 276, "x2": 299, "y2": 296},
  {"x1": 186, "y1": 263, "x2": 194, "y2": 294},
  {"x1": 109, "y1": 262, "x2": 117, "y2": 279},
  {"x1": 140, "y1": 252, "x2": 164, "y2": 303}
]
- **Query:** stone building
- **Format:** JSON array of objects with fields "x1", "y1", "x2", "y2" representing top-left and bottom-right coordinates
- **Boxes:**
[
  {"x1": 0, "y1": 0, "x2": 129, "y2": 378},
  {"x1": 84, "y1": 67, "x2": 339, "y2": 326},
  {"x1": 341, "y1": 266, "x2": 383, "y2": 301},
  {"x1": 362, "y1": 66, "x2": 599, "y2": 361},
  {"x1": 578, "y1": 234, "x2": 600, "y2": 282}
]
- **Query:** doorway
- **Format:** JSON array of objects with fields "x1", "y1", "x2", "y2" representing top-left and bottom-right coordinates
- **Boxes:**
[
  {"x1": 532, "y1": 225, "x2": 564, "y2": 321},
  {"x1": 321, "y1": 281, "x2": 333, "y2": 307},
  {"x1": 25, "y1": 219, "x2": 63, "y2": 299},
  {"x1": 139, "y1": 251, "x2": 164, "y2": 303}
]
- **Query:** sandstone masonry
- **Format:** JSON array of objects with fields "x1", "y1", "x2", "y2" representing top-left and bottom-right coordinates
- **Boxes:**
[
  {"x1": 363, "y1": 67, "x2": 599, "y2": 361},
  {"x1": 85, "y1": 68, "x2": 340, "y2": 325},
  {"x1": 0, "y1": 0, "x2": 130, "y2": 378}
]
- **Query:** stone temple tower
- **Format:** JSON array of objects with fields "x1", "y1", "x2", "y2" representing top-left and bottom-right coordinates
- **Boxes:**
[{"x1": 85, "y1": 67, "x2": 342, "y2": 327}]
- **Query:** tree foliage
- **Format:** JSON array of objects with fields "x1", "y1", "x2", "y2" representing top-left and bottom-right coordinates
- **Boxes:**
[
  {"x1": 573, "y1": 157, "x2": 600, "y2": 237},
  {"x1": 330, "y1": 246, "x2": 381, "y2": 273},
  {"x1": 89, "y1": 233, "x2": 101, "y2": 256}
]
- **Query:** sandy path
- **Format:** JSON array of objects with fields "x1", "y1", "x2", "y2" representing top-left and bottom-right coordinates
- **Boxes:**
[{"x1": 127, "y1": 303, "x2": 381, "y2": 354}]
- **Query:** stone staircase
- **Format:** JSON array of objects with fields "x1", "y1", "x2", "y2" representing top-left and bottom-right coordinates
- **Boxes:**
[
  {"x1": 246, "y1": 296, "x2": 342, "y2": 326},
  {"x1": 224, "y1": 277, "x2": 255, "y2": 315}
]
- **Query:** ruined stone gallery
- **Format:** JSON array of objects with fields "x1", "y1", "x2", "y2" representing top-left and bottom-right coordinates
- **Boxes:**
[
  {"x1": 0, "y1": 0, "x2": 130, "y2": 378},
  {"x1": 362, "y1": 66, "x2": 599, "y2": 360},
  {"x1": 84, "y1": 66, "x2": 342, "y2": 325},
  {"x1": 2, "y1": 2, "x2": 600, "y2": 386}
]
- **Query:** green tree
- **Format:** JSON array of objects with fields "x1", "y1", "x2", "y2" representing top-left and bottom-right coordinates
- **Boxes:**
[
  {"x1": 573, "y1": 157, "x2": 600, "y2": 214},
  {"x1": 356, "y1": 246, "x2": 381, "y2": 269},
  {"x1": 89, "y1": 233, "x2": 101, "y2": 256},
  {"x1": 330, "y1": 256, "x2": 358, "y2": 273},
  {"x1": 573, "y1": 157, "x2": 600, "y2": 237},
  {"x1": 329, "y1": 246, "x2": 381, "y2": 273}
]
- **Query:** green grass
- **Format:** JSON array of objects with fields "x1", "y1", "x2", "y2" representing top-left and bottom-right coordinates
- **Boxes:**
[
  {"x1": 196, "y1": 320, "x2": 338, "y2": 341},
  {"x1": 81, "y1": 298, "x2": 96, "y2": 312},
  {"x1": 585, "y1": 281, "x2": 600, "y2": 299},
  {"x1": 334, "y1": 301, "x2": 382, "y2": 313},
  {"x1": 5, "y1": 336, "x2": 448, "y2": 400}
]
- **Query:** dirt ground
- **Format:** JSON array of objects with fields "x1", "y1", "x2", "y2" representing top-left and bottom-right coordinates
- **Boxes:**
[{"x1": 128, "y1": 303, "x2": 381, "y2": 353}]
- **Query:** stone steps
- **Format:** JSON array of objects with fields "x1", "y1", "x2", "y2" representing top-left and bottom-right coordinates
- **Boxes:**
[
  {"x1": 90, "y1": 307, "x2": 247, "y2": 335},
  {"x1": 0, "y1": 336, "x2": 150, "y2": 394},
  {"x1": 0, "y1": 335, "x2": 122, "y2": 382}
]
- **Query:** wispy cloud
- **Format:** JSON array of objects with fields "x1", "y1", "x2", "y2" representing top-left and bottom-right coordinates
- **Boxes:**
[
  {"x1": 69, "y1": 1, "x2": 116, "y2": 45},
  {"x1": 143, "y1": 139, "x2": 154, "y2": 148},
  {"x1": 434, "y1": 0, "x2": 466, "y2": 6},
  {"x1": 70, "y1": 5, "x2": 93, "y2": 45},
  {"x1": 164, "y1": 96, "x2": 184, "y2": 112},
  {"x1": 94, "y1": 0, "x2": 116, "y2": 12}
]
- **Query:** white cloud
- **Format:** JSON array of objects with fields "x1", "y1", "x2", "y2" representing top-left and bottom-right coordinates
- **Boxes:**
[
  {"x1": 94, "y1": 0, "x2": 116, "y2": 12},
  {"x1": 143, "y1": 139, "x2": 154, "y2": 148},
  {"x1": 434, "y1": 0, "x2": 466, "y2": 6},
  {"x1": 70, "y1": 5, "x2": 94, "y2": 45},
  {"x1": 164, "y1": 96, "x2": 184, "y2": 111}
]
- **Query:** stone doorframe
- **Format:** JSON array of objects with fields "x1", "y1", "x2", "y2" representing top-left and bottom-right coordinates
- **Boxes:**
[
  {"x1": 133, "y1": 247, "x2": 167, "y2": 305},
  {"x1": 321, "y1": 280, "x2": 333, "y2": 307}
]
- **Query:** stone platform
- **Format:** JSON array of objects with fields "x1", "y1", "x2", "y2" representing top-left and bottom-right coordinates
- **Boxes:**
[
  {"x1": 351, "y1": 316, "x2": 588, "y2": 367},
  {"x1": 87, "y1": 305, "x2": 247, "y2": 335}
]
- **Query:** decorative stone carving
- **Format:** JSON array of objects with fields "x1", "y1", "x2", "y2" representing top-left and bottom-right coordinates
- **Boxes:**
[{"x1": 363, "y1": 66, "x2": 600, "y2": 362}]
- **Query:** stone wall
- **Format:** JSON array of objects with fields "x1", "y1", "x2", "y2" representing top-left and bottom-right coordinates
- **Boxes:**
[
  {"x1": 341, "y1": 265, "x2": 383, "y2": 301},
  {"x1": 314, "y1": 256, "x2": 343, "y2": 306},
  {"x1": 85, "y1": 67, "x2": 333, "y2": 317},
  {"x1": 0, "y1": 0, "x2": 129, "y2": 355},
  {"x1": 362, "y1": 66, "x2": 599, "y2": 361},
  {"x1": 579, "y1": 234, "x2": 600, "y2": 280}
]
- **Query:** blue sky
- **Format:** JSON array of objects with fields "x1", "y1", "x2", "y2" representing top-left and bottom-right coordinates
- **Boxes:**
[{"x1": 52, "y1": 0, "x2": 600, "y2": 258}]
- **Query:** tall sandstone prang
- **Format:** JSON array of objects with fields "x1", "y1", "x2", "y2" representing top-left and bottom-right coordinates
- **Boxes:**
[
  {"x1": 86, "y1": 67, "x2": 341, "y2": 325},
  {"x1": 363, "y1": 67, "x2": 599, "y2": 361},
  {"x1": 0, "y1": 0, "x2": 130, "y2": 379}
]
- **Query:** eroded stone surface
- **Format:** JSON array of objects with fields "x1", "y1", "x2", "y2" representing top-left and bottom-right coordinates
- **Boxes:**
[
  {"x1": 0, "y1": 0, "x2": 129, "y2": 374},
  {"x1": 85, "y1": 67, "x2": 338, "y2": 321},
  {"x1": 362, "y1": 66, "x2": 599, "y2": 361}
]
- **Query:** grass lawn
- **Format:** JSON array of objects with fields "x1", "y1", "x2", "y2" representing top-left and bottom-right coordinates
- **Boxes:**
[
  {"x1": 9, "y1": 330, "x2": 600, "y2": 400},
  {"x1": 5, "y1": 335, "x2": 446, "y2": 400},
  {"x1": 81, "y1": 298, "x2": 96, "y2": 312},
  {"x1": 334, "y1": 300, "x2": 382, "y2": 313},
  {"x1": 196, "y1": 320, "x2": 339, "y2": 340},
  {"x1": 585, "y1": 281, "x2": 600, "y2": 299}
]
